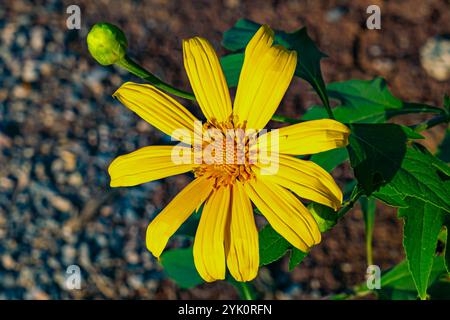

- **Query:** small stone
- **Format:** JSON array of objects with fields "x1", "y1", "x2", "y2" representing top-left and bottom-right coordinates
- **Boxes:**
[
  {"x1": 372, "y1": 58, "x2": 394, "y2": 73},
  {"x1": 310, "y1": 279, "x2": 321, "y2": 289},
  {"x1": 62, "y1": 245, "x2": 77, "y2": 265},
  {"x1": 29, "y1": 288, "x2": 50, "y2": 300},
  {"x1": 326, "y1": 7, "x2": 347, "y2": 23},
  {"x1": 2, "y1": 254, "x2": 16, "y2": 270},
  {"x1": 22, "y1": 60, "x2": 38, "y2": 82},
  {"x1": 368, "y1": 45, "x2": 383, "y2": 57},
  {"x1": 12, "y1": 84, "x2": 31, "y2": 99},
  {"x1": 60, "y1": 150, "x2": 77, "y2": 171},
  {"x1": 0, "y1": 177, "x2": 14, "y2": 191},
  {"x1": 68, "y1": 172, "x2": 83, "y2": 187},
  {"x1": 30, "y1": 27, "x2": 44, "y2": 52},
  {"x1": 126, "y1": 251, "x2": 140, "y2": 264},
  {"x1": 341, "y1": 262, "x2": 353, "y2": 273},
  {"x1": 420, "y1": 36, "x2": 450, "y2": 81},
  {"x1": 40, "y1": 63, "x2": 52, "y2": 77},
  {"x1": 49, "y1": 195, "x2": 73, "y2": 212}
]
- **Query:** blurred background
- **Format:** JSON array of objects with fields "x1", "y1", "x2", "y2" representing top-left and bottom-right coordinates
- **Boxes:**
[{"x1": 0, "y1": 0, "x2": 449, "y2": 299}]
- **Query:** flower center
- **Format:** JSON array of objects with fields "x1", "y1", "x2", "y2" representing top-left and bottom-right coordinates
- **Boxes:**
[{"x1": 193, "y1": 117, "x2": 256, "y2": 188}]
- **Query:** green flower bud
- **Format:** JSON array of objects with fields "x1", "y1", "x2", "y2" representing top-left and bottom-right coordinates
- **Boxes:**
[{"x1": 87, "y1": 23, "x2": 128, "y2": 66}]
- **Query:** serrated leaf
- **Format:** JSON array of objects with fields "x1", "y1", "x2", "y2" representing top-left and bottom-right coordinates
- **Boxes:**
[
  {"x1": 304, "y1": 123, "x2": 420, "y2": 181},
  {"x1": 372, "y1": 184, "x2": 408, "y2": 208},
  {"x1": 398, "y1": 198, "x2": 446, "y2": 299},
  {"x1": 347, "y1": 125, "x2": 450, "y2": 211},
  {"x1": 160, "y1": 247, "x2": 203, "y2": 289},
  {"x1": 258, "y1": 224, "x2": 291, "y2": 266},
  {"x1": 327, "y1": 78, "x2": 443, "y2": 123},
  {"x1": 302, "y1": 78, "x2": 443, "y2": 124},
  {"x1": 387, "y1": 144, "x2": 450, "y2": 212},
  {"x1": 347, "y1": 123, "x2": 408, "y2": 195},
  {"x1": 380, "y1": 257, "x2": 446, "y2": 292},
  {"x1": 222, "y1": 19, "x2": 330, "y2": 108}
]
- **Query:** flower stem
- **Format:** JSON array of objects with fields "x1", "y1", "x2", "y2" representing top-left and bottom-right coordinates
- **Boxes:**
[
  {"x1": 116, "y1": 55, "x2": 196, "y2": 101},
  {"x1": 337, "y1": 185, "x2": 364, "y2": 219},
  {"x1": 312, "y1": 78, "x2": 335, "y2": 120},
  {"x1": 239, "y1": 282, "x2": 254, "y2": 300},
  {"x1": 114, "y1": 57, "x2": 338, "y2": 125},
  {"x1": 412, "y1": 113, "x2": 450, "y2": 132}
]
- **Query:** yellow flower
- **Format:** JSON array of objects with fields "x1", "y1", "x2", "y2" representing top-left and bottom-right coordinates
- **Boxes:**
[{"x1": 109, "y1": 25, "x2": 350, "y2": 282}]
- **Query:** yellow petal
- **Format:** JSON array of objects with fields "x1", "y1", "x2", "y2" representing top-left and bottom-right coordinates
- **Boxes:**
[
  {"x1": 233, "y1": 25, "x2": 297, "y2": 129},
  {"x1": 258, "y1": 119, "x2": 350, "y2": 155},
  {"x1": 256, "y1": 155, "x2": 343, "y2": 210},
  {"x1": 183, "y1": 37, "x2": 232, "y2": 123},
  {"x1": 244, "y1": 179, "x2": 321, "y2": 252},
  {"x1": 108, "y1": 146, "x2": 193, "y2": 187},
  {"x1": 113, "y1": 82, "x2": 199, "y2": 143},
  {"x1": 193, "y1": 186, "x2": 230, "y2": 282},
  {"x1": 146, "y1": 177, "x2": 213, "y2": 257},
  {"x1": 226, "y1": 182, "x2": 259, "y2": 282}
]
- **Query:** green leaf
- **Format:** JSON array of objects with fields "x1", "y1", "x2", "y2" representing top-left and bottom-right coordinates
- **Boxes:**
[
  {"x1": 436, "y1": 129, "x2": 450, "y2": 162},
  {"x1": 305, "y1": 123, "x2": 421, "y2": 184},
  {"x1": 348, "y1": 125, "x2": 450, "y2": 211},
  {"x1": 378, "y1": 256, "x2": 447, "y2": 300},
  {"x1": 222, "y1": 19, "x2": 261, "y2": 51},
  {"x1": 428, "y1": 279, "x2": 450, "y2": 300},
  {"x1": 386, "y1": 144, "x2": 450, "y2": 212},
  {"x1": 288, "y1": 249, "x2": 307, "y2": 271},
  {"x1": 327, "y1": 78, "x2": 443, "y2": 123},
  {"x1": 372, "y1": 184, "x2": 408, "y2": 208},
  {"x1": 220, "y1": 53, "x2": 244, "y2": 88},
  {"x1": 444, "y1": 223, "x2": 450, "y2": 273},
  {"x1": 399, "y1": 126, "x2": 425, "y2": 140},
  {"x1": 310, "y1": 147, "x2": 348, "y2": 171},
  {"x1": 259, "y1": 223, "x2": 307, "y2": 270},
  {"x1": 160, "y1": 247, "x2": 203, "y2": 289},
  {"x1": 258, "y1": 224, "x2": 291, "y2": 266},
  {"x1": 444, "y1": 94, "x2": 450, "y2": 113},
  {"x1": 398, "y1": 198, "x2": 446, "y2": 299},
  {"x1": 174, "y1": 211, "x2": 200, "y2": 238},
  {"x1": 222, "y1": 19, "x2": 330, "y2": 109},
  {"x1": 302, "y1": 78, "x2": 442, "y2": 124},
  {"x1": 347, "y1": 123, "x2": 408, "y2": 195},
  {"x1": 309, "y1": 202, "x2": 339, "y2": 232}
]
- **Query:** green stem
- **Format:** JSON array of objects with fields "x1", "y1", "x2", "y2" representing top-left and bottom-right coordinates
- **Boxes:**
[
  {"x1": 239, "y1": 282, "x2": 254, "y2": 300},
  {"x1": 337, "y1": 186, "x2": 364, "y2": 219},
  {"x1": 366, "y1": 232, "x2": 373, "y2": 266},
  {"x1": 413, "y1": 113, "x2": 450, "y2": 132},
  {"x1": 360, "y1": 197, "x2": 376, "y2": 267},
  {"x1": 313, "y1": 79, "x2": 335, "y2": 120},
  {"x1": 115, "y1": 56, "x2": 336, "y2": 125},
  {"x1": 116, "y1": 55, "x2": 196, "y2": 101}
]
